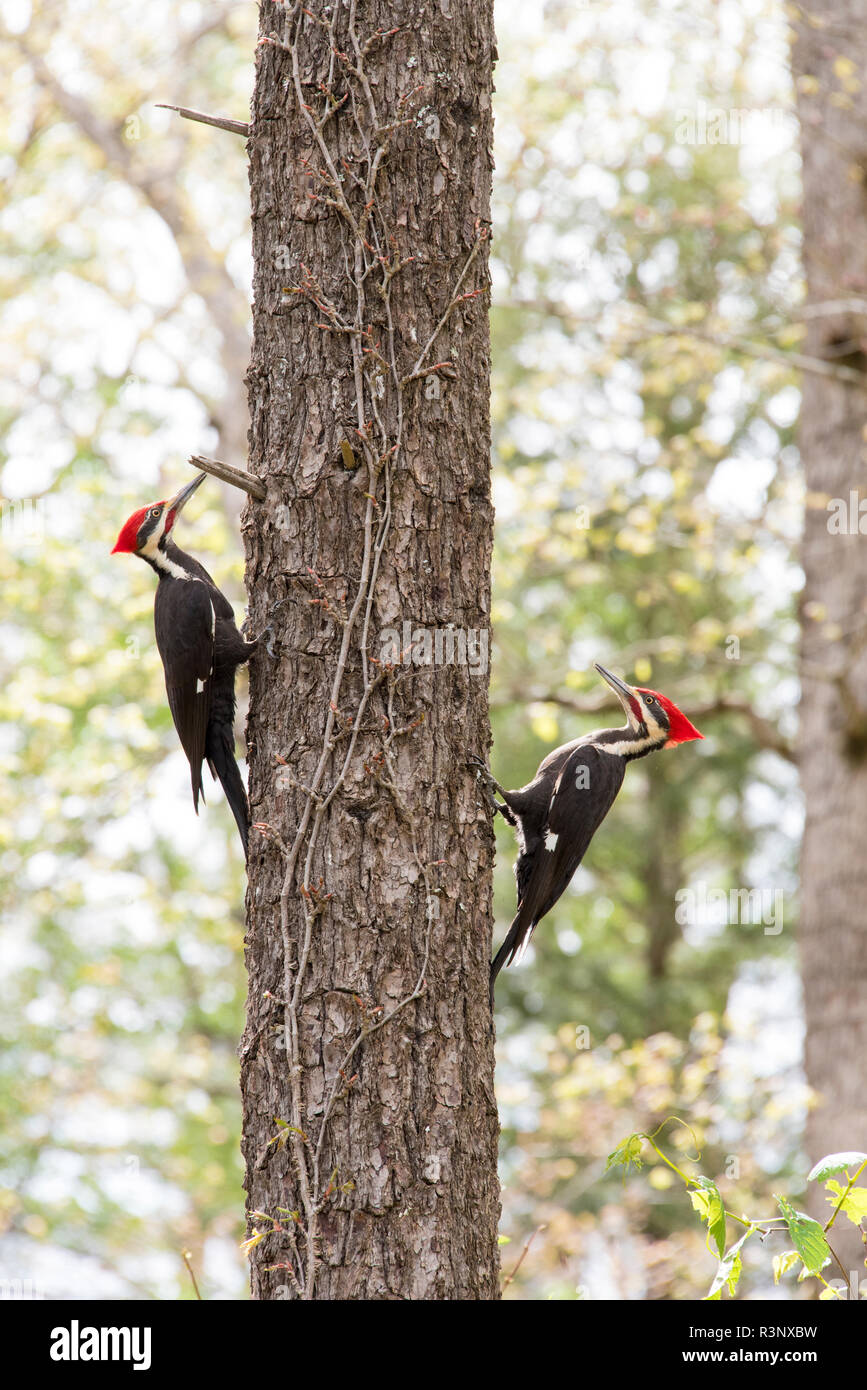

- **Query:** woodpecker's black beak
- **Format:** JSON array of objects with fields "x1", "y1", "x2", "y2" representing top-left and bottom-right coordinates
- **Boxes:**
[
  {"x1": 594, "y1": 663, "x2": 638, "y2": 720},
  {"x1": 167, "y1": 472, "x2": 207, "y2": 519}
]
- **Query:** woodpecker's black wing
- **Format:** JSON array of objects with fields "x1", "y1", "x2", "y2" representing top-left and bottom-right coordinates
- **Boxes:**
[
  {"x1": 154, "y1": 577, "x2": 215, "y2": 811},
  {"x1": 491, "y1": 743, "x2": 626, "y2": 997}
]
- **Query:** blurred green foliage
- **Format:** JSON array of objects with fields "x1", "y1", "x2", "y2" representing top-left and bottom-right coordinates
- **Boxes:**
[
  {"x1": 489, "y1": 0, "x2": 804, "y2": 1297},
  {"x1": 1, "y1": 0, "x2": 807, "y2": 1299},
  {"x1": 1, "y1": 1, "x2": 257, "y2": 1298}
]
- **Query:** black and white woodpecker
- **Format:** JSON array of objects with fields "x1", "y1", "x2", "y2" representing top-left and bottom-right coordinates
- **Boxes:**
[
  {"x1": 112, "y1": 473, "x2": 255, "y2": 853},
  {"x1": 474, "y1": 663, "x2": 703, "y2": 1003}
]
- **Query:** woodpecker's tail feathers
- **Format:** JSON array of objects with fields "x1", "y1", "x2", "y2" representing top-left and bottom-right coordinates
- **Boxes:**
[
  {"x1": 489, "y1": 905, "x2": 535, "y2": 1007},
  {"x1": 206, "y1": 724, "x2": 250, "y2": 855},
  {"x1": 190, "y1": 765, "x2": 205, "y2": 813}
]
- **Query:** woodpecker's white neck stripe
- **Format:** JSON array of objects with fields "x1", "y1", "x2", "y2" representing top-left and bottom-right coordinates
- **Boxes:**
[
  {"x1": 151, "y1": 549, "x2": 194, "y2": 580},
  {"x1": 592, "y1": 734, "x2": 666, "y2": 758},
  {"x1": 138, "y1": 518, "x2": 192, "y2": 579},
  {"x1": 137, "y1": 509, "x2": 201, "y2": 582}
]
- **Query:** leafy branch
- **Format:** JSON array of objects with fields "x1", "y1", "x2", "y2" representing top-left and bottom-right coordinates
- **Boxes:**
[{"x1": 606, "y1": 1126, "x2": 867, "y2": 1300}]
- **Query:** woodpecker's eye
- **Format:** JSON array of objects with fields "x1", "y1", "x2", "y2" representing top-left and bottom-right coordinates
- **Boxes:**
[
  {"x1": 645, "y1": 696, "x2": 656, "y2": 706},
  {"x1": 150, "y1": 508, "x2": 160, "y2": 518}
]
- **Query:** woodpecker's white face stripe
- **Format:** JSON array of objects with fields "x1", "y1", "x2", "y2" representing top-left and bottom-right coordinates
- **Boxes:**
[
  {"x1": 604, "y1": 682, "x2": 669, "y2": 750},
  {"x1": 636, "y1": 695, "x2": 667, "y2": 741},
  {"x1": 139, "y1": 510, "x2": 190, "y2": 578}
]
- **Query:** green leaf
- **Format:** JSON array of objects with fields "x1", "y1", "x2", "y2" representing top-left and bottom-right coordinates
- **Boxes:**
[
  {"x1": 689, "y1": 1176, "x2": 727, "y2": 1258},
  {"x1": 240, "y1": 1228, "x2": 267, "y2": 1256},
  {"x1": 775, "y1": 1196, "x2": 831, "y2": 1275},
  {"x1": 807, "y1": 1151, "x2": 867, "y2": 1183},
  {"x1": 498, "y1": 1235, "x2": 512, "y2": 1246},
  {"x1": 772, "y1": 1250, "x2": 800, "y2": 1284},
  {"x1": 605, "y1": 1133, "x2": 645, "y2": 1177},
  {"x1": 824, "y1": 1181, "x2": 867, "y2": 1225},
  {"x1": 705, "y1": 1228, "x2": 754, "y2": 1301}
]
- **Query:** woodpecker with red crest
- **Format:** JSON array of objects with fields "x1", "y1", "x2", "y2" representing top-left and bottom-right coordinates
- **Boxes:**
[
  {"x1": 473, "y1": 663, "x2": 703, "y2": 1003},
  {"x1": 112, "y1": 472, "x2": 255, "y2": 854}
]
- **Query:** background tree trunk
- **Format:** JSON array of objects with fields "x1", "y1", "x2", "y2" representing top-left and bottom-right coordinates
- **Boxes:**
[
  {"x1": 239, "y1": 0, "x2": 500, "y2": 1300},
  {"x1": 792, "y1": 1, "x2": 867, "y2": 1279}
]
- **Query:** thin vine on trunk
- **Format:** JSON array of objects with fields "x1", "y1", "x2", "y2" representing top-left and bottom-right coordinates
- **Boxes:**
[{"x1": 239, "y1": 0, "x2": 500, "y2": 1301}]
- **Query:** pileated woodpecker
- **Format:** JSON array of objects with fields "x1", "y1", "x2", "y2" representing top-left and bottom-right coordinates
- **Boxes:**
[
  {"x1": 112, "y1": 472, "x2": 255, "y2": 853},
  {"x1": 474, "y1": 663, "x2": 703, "y2": 1003}
]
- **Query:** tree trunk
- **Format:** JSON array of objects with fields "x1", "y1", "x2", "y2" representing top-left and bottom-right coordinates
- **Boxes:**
[
  {"x1": 239, "y1": 0, "x2": 500, "y2": 1300},
  {"x1": 792, "y1": 1, "x2": 867, "y2": 1280}
]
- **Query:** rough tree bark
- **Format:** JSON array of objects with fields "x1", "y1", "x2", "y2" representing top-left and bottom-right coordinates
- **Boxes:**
[
  {"x1": 239, "y1": 1, "x2": 500, "y2": 1300},
  {"x1": 792, "y1": 1, "x2": 867, "y2": 1280}
]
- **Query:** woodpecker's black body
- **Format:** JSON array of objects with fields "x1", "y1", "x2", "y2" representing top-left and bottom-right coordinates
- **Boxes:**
[
  {"x1": 113, "y1": 473, "x2": 255, "y2": 853},
  {"x1": 475, "y1": 663, "x2": 703, "y2": 1003}
]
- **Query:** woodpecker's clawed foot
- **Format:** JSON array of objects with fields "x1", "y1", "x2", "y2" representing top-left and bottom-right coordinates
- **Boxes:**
[
  {"x1": 467, "y1": 752, "x2": 507, "y2": 798},
  {"x1": 242, "y1": 623, "x2": 278, "y2": 658},
  {"x1": 467, "y1": 753, "x2": 515, "y2": 824},
  {"x1": 467, "y1": 752, "x2": 490, "y2": 783}
]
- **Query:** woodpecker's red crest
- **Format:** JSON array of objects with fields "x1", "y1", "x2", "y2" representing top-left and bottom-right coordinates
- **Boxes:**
[
  {"x1": 111, "y1": 473, "x2": 206, "y2": 555},
  {"x1": 111, "y1": 503, "x2": 164, "y2": 554},
  {"x1": 633, "y1": 689, "x2": 704, "y2": 747}
]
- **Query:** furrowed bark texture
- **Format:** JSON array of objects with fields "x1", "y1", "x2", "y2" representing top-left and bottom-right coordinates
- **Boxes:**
[
  {"x1": 793, "y1": 1, "x2": 867, "y2": 1275},
  {"x1": 239, "y1": 1, "x2": 500, "y2": 1300}
]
